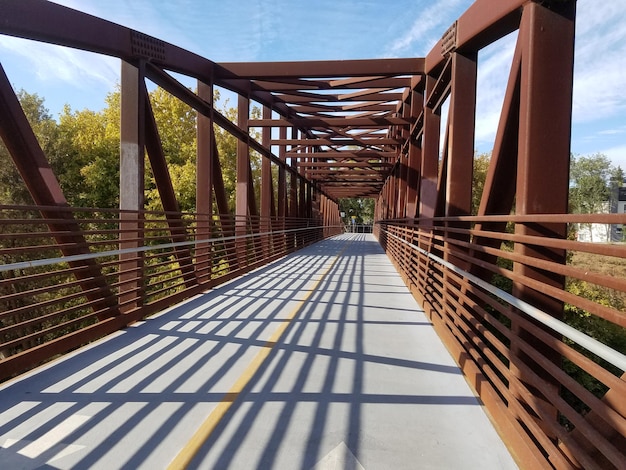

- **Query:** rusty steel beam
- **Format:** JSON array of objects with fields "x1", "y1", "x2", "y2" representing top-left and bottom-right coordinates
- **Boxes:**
[
  {"x1": 297, "y1": 161, "x2": 392, "y2": 168},
  {"x1": 329, "y1": 77, "x2": 413, "y2": 89},
  {"x1": 235, "y1": 94, "x2": 250, "y2": 267},
  {"x1": 250, "y1": 116, "x2": 410, "y2": 128},
  {"x1": 217, "y1": 58, "x2": 424, "y2": 79},
  {"x1": 425, "y1": 0, "x2": 526, "y2": 74},
  {"x1": 119, "y1": 61, "x2": 146, "y2": 312},
  {"x1": 337, "y1": 87, "x2": 398, "y2": 101},
  {"x1": 397, "y1": 102, "x2": 412, "y2": 218},
  {"x1": 289, "y1": 126, "x2": 300, "y2": 218},
  {"x1": 261, "y1": 106, "x2": 273, "y2": 247},
  {"x1": 289, "y1": 104, "x2": 343, "y2": 113},
  {"x1": 445, "y1": 52, "x2": 476, "y2": 219},
  {"x1": 195, "y1": 80, "x2": 213, "y2": 273},
  {"x1": 277, "y1": 127, "x2": 288, "y2": 221},
  {"x1": 405, "y1": 89, "x2": 423, "y2": 219},
  {"x1": 211, "y1": 135, "x2": 232, "y2": 229},
  {"x1": 418, "y1": 74, "x2": 441, "y2": 220},
  {"x1": 304, "y1": 174, "x2": 386, "y2": 180},
  {"x1": 435, "y1": 117, "x2": 450, "y2": 220},
  {"x1": 270, "y1": 137, "x2": 400, "y2": 146},
  {"x1": 300, "y1": 151, "x2": 397, "y2": 159}
]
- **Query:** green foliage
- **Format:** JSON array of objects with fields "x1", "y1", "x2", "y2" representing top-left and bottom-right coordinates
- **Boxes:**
[
  {"x1": 211, "y1": 100, "x2": 263, "y2": 214},
  {"x1": 562, "y1": 278, "x2": 626, "y2": 415},
  {"x1": 472, "y1": 152, "x2": 490, "y2": 216},
  {"x1": 565, "y1": 280, "x2": 626, "y2": 362},
  {"x1": 338, "y1": 198, "x2": 374, "y2": 224},
  {"x1": 569, "y1": 153, "x2": 612, "y2": 214}
]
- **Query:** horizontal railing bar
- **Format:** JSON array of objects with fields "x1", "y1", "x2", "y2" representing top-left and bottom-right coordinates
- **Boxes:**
[
  {"x1": 383, "y1": 228, "x2": 626, "y2": 372},
  {"x1": 0, "y1": 225, "x2": 337, "y2": 274}
]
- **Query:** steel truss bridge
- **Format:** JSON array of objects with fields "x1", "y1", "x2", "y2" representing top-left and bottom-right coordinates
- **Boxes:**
[{"x1": 0, "y1": 0, "x2": 625, "y2": 468}]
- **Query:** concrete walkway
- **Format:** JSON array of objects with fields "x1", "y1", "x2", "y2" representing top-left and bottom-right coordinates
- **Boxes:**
[{"x1": 0, "y1": 234, "x2": 517, "y2": 469}]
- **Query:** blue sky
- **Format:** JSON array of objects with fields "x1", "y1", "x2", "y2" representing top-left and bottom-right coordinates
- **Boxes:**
[{"x1": 1, "y1": 0, "x2": 625, "y2": 168}]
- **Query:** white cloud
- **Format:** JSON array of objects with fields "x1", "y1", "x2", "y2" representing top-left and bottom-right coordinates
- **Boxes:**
[
  {"x1": 598, "y1": 126, "x2": 626, "y2": 136},
  {"x1": 572, "y1": 1, "x2": 626, "y2": 123},
  {"x1": 0, "y1": 36, "x2": 119, "y2": 90},
  {"x1": 387, "y1": 0, "x2": 466, "y2": 57}
]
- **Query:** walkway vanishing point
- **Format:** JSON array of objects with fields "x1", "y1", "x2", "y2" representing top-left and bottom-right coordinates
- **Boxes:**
[{"x1": 0, "y1": 234, "x2": 517, "y2": 469}]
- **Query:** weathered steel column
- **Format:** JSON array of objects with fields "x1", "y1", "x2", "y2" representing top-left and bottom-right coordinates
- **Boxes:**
[
  {"x1": 289, "y1": 128, "x2": 299, "y2": 220},
  {"x1": 512, "y1": 0, "x2": 575, "y2": 433},
  {"x1": 261, "y1": 106, "x2": 273, "y2": 256},
  {"x1": 299, "y1": 158, "x2": 307, "y2": 227},
  {"x1": 322, "y1": 195, "x2": 329, "y2": 235},
  {"x1": 419, "y1": 74, "x2": 441, "y2": 220},
  {"x1": 235, "y1": 94, "x2": 250, "y2": 267},
  {"x1": 445, "y1": 51, "x2": 477, "y2": 269},
  {"x1": 446, "y1": 52, "x2": 476, "y2": 219},
  {"x1": 196, "y1": 79, "x2": 213, "y2": 279},
  {"x1": 120, "y1": 60, "x2": 145, "y2": 312},
  {"x1": 307, "y1": 182, "x2": 313, "y2": 220},
  {"x1": 288, "y1": 127, "x2": 298, "y2": 249},
  {"x1": 388, "y1": 167, "x2": 398, "y2": 219},
  {"x1": 396, "y1": 101, "x2": 411, "y2": 218},
  {"x1": 405, "y1": 86, "x2": 423, "y2": 220},
  {"x1": 277, "y1": 127, "x2": 287, "y2": 251}
]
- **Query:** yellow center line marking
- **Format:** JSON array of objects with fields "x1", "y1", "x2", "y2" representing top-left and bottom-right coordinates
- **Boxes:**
[{"x1": 168, "y1": 237, "x2": 353, "y2": 469}]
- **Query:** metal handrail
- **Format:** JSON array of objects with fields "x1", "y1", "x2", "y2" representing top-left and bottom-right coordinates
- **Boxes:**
[
  {"x1": 0, "y1": 224, "x2": 341, "y2": 273},
  {"x1": 383, "y1": 228, "x2": 626, "y2": 372}
]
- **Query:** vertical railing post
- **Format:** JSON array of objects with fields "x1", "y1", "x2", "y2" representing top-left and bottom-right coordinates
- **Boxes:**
[{"x1": 119, "y1": 60, "x2": 145, "y2": 312}]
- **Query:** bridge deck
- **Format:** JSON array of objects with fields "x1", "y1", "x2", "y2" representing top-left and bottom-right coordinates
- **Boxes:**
[{"x1": 0, "y1": 234, "x2": 517, "y2": 469}]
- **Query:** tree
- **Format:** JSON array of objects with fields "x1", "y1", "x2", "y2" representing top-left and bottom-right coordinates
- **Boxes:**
[
  {"x1": 339, "y1": 198, "x2": 374, "y2": 225},
  {"x1": 145, "y1": 87, "x2": 197, "y2": 212},
  {"x1": 212, "y1": 99, "x2": 263, "y2": 214},
  {"x1": 472, "y1": 152, "x2": 491, "y2": 216},
  {"x1": 569, "y1": 153, "x2": 613, "y2": 242},
  {"x1": 54, "y1": 98, "x2": 120, "y2": 208},
  {"x1": 569, "y1": 153, "x2": 612, "y2": 214}
]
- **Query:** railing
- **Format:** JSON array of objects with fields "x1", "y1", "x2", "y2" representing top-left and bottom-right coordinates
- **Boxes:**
[
  {"x1": 344, "y1": 223, "x2": 373, "y2": 234},
  {"x1": 0, "y1": 204, "x2": 341, "y2": 380},
  {"x1": 375, "y1": 215, "x2": 626, "y2": 469}
]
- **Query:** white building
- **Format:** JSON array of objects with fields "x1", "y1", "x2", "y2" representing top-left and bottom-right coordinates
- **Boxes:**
[{"x1": 576, "y1": 188, "x2": 626, "y2": 243}]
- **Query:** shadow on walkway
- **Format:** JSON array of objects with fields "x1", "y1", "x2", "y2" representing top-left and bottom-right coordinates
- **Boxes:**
[{"x1": 0, "y1": 234, "x2": 516, "y2": 470}]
